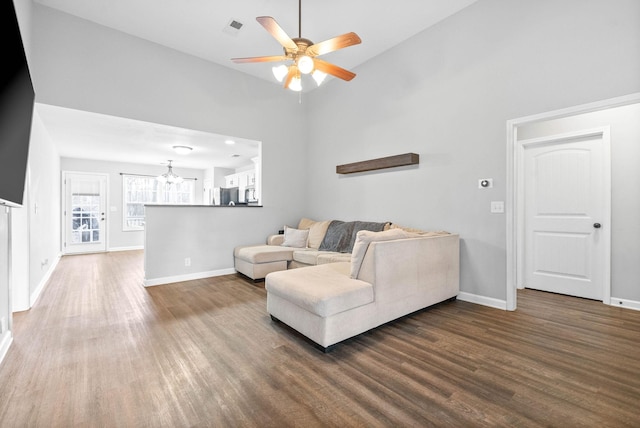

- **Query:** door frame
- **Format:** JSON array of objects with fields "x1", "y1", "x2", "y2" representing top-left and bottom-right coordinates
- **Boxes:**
[
  {"x1": 61, "y1": 171, "x2": 109, "y2": 255},
  {"x1": 519, "y1": 127, "x2": 611, "y2": 301},
  {"x1": 505, "y1": 92, "x2": 640, "y2": 311}
]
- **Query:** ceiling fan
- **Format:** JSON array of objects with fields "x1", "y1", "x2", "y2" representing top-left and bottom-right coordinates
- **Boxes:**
[{"x1": 231, "y1": 0, "x2": 362, "y2": 91}]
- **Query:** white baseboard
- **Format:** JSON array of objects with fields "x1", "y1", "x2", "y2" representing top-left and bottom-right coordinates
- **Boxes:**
[
  {"x1": 609, "y1": 297, "x2": 640, "y2": 312},
  {"x1": 108, "y1": 245, "x2": 144, "y2": 252},
  {"x1": 457, "y1": 292, "x2": 508, "y2": 310},
  {"x1": 0, "y1": 331, "x2": 13, "y2": 366},
  {"x1": 144, "y1": 268, "x2": 237, "y2": 287},
  {"x1": 30, "y1": 254, "x2": 61, "y2": 308}
]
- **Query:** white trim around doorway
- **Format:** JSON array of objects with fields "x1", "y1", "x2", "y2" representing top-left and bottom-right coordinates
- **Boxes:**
[{"x1": 505, "y1": 92, "x2": 640, "y2": 311}]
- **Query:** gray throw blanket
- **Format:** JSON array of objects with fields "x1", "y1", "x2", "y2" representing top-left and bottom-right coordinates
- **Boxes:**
[{"x1": 318, "y1": 220, "x2": 387, "y2": 253}]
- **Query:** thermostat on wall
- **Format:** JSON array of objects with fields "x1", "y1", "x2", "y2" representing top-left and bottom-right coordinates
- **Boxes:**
[{"x1": 479, "y1": 178, "x2": 493, "y2": 188}]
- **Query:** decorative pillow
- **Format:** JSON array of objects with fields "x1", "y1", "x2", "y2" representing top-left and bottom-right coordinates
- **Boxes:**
[
  {"x1": 280, "y1": 226, "x2": 309, "y2": 248},
  {"x1": 297, "y1": 217, "x2": 316, "y2": 230},
  {"x1": 307, "y1": 220, "x2": 331, "y2": 249},
  {"x1": 297, "y1": 217, "x2": 331, "y2": 249},
  {"x1": 350, "y1": 229, "x2": 410, "y2": 279}
]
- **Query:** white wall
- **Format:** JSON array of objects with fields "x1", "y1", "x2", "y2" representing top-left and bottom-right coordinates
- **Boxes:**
[
  {"x1": 7, "y1": 103, "x2": 61, "y2": 315},
  {"x1": 517, "y1": 103, "x2": 640, "y2": 303},
  {"x1": 304, "y1": 0, "x2": 640, "y2": 303},
  {"x1": 144, "y1": 206, "x2": 273, "y2": 284},
  {"x1": 30, "y1": 3, "x2": 308, "y2": 247},
  {"x1": 27, "y1": 110, "x2": 61, "y2": 305},
  {"x1": 60, "y1": 157, "x2": 205, "y2": 250}
]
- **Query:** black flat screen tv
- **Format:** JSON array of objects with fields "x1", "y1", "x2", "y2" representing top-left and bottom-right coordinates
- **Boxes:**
[{"x1": 0, "y1": 0, "x2": 35, "y2": 208}]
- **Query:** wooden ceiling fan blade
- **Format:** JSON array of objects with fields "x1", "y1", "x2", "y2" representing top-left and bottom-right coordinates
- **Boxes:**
[
  {"x1": 313, "y1": 59, "x2": 356, "y2": 81},
  {"x1": 306, "y1": 32, "x2": 362, "y2": 57},
  {"x1": 283, "y1": 65, "x2": 299, "y2": 89},
  {"x1": 256, "y1": 16, "x2": 298, "y2": 50},
  {"x1": 231, "y1": 55, "x2": 288, "y2": 64}
]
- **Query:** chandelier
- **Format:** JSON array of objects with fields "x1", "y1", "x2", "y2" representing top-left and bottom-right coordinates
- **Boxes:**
[{"x1": 156, "y1": 160, "x2": 183, "y2": 184}]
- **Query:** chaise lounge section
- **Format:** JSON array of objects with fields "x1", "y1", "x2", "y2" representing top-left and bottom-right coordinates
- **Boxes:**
[{"x1": 265, "y1": 229, "x2": 460, "y2": 351}]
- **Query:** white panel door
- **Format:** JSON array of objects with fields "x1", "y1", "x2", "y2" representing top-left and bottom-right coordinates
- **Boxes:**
[
  {"x1": 522, "y1": 128, "x2": 610, "y2": 301},
  {"x1": 63, "y1": 172, "x2": 108, "y2": 254}
]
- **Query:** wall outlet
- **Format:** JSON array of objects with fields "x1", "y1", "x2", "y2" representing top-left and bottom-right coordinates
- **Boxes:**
[
  {"x1": 0, "y1": 317, "x2": 6, "y2": 334},
  {"x1": 184, "y1": 257, "x2": 191, "y2": 267}
]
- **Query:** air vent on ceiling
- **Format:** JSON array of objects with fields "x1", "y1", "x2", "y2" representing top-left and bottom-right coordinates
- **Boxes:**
[{"x1": 223, "y1": 19, "x2": 243, "y2": 36}]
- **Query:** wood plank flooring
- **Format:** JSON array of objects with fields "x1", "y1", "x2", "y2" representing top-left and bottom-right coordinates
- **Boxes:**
[{"x1": 0, "y1": 250, "x2": 639, "y2": 427}]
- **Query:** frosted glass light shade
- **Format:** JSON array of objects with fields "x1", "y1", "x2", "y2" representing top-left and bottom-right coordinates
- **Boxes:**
[
  {"x1": 288, "y1": 76, "x2": 302, "y2": 92},
  {"x1": 312, "y1": 70, "x2": 327, "y2": 86},
  {"x1": 297, "y1": 56, "x2": 314, "y2": 74},
  {"x1": 272, "y1": 65, "x2": 288, "y2": 82}
]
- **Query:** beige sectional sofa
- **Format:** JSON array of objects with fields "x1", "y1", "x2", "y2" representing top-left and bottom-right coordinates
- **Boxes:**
[
  {"x1": 234, "y1": 218, "x2": 460, "y2": 351},
  {"x1": 265, "y1": 228, "x2": 460, "y2": 351},
  {"x1": 234, "y1": 218, "x2": 389, "y2": 280}
]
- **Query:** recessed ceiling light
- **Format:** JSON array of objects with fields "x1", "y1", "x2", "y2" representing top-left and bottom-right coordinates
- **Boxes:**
[
  {"x1": 231, "y1": 154, "x2": 240, "y2": 158},
  {"x1": 173, "y1": 145, "x2": 193, "y2": 155},
  {"x1": 225, "y1": 140, "x2": 236, "y2": 145}
]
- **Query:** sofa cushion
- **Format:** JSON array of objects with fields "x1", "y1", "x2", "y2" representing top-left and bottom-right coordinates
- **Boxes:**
[
  {"x1": 350, "y1": 229, "x2": 412, "y2": 278},
  {"x1": 292, "y1": 249, "x2": 350, "y2": 265},
  {"x1": 317, "y1": 252, "x2": 351, "y2": 265},
  {"x1": 297, "y1": 218, "x2": 331, "y2": 249},
  {"x1": 234, "y1": 245, "x2": 294, "y2": 263},
  {"x1": 292, "y1": 248, "x2": 322, "y2": 265},
  {"x1": 266, "y1": 262, "x2": 373, "y2": 318},
  {"x1": 281, "y1": 226, "x2": 309, "y2": 248}
]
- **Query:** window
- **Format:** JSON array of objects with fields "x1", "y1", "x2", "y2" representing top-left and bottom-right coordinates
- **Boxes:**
[{"x1": 122, "y1": 175, "x2": 194, "y2": 231}]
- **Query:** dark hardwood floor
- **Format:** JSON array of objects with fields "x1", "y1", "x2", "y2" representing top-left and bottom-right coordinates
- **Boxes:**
[{"x1": 0, "y1": 250, "x2": 638, "y2": 427}]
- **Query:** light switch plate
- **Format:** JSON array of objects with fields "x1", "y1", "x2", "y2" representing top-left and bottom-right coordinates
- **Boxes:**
[{"x1": 491, "y1": 201, "x2": 505, "y2": 213}]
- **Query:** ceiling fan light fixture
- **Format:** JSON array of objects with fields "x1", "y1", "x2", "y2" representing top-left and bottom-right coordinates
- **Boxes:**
[
  {"x1": 272, "y1": 64, "x2": 289, "y2": 82},
  {"x1": 312, "y1": 70, "x2": 327, "y2": 86},
  {"x1": 288, "y1": 75, "x2": 302, "y2": 92},
  {"x1": 297, "y1": 55, "x2": 314, "y2": 74}
]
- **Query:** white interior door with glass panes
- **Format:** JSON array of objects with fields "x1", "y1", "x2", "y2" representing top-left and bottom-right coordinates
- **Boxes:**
[{"x1": 63, "y1": 172, "x2": 108, "y2": 254}]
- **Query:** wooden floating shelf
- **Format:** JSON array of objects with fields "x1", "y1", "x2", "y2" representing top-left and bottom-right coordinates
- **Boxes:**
[{"x1": 336, "y1": 153, "x2": 419, "y2": 174}]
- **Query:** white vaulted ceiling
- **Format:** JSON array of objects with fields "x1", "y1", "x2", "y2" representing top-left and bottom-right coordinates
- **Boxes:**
[
  {"x1": 31, "y1": 0, "x2": 478, "y2": 170},
  {"x1": 34, "y1": 0, "x2": 478, "y2": 88}
]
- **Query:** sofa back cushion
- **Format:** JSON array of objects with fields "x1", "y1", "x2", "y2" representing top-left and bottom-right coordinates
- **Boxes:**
[
  {"x1": 350, "y1": 229, "x2": 411, "y2": 278},
  {"x1": 298, "y1": 218, "x2": 331, "y2": 249}
]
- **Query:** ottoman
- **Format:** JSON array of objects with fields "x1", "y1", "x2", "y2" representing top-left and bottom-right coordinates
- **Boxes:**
[{"x1": 234, "y1": 245, "x2": 294, "y2": 280}]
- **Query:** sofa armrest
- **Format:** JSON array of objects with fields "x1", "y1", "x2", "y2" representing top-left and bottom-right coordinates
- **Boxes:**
[
  {"x1": 358, "y1": 234, "x2": 460, "y2": 302},
  {"x1": 267, "y1": 234, "x2": 285, "y2": 246}
]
